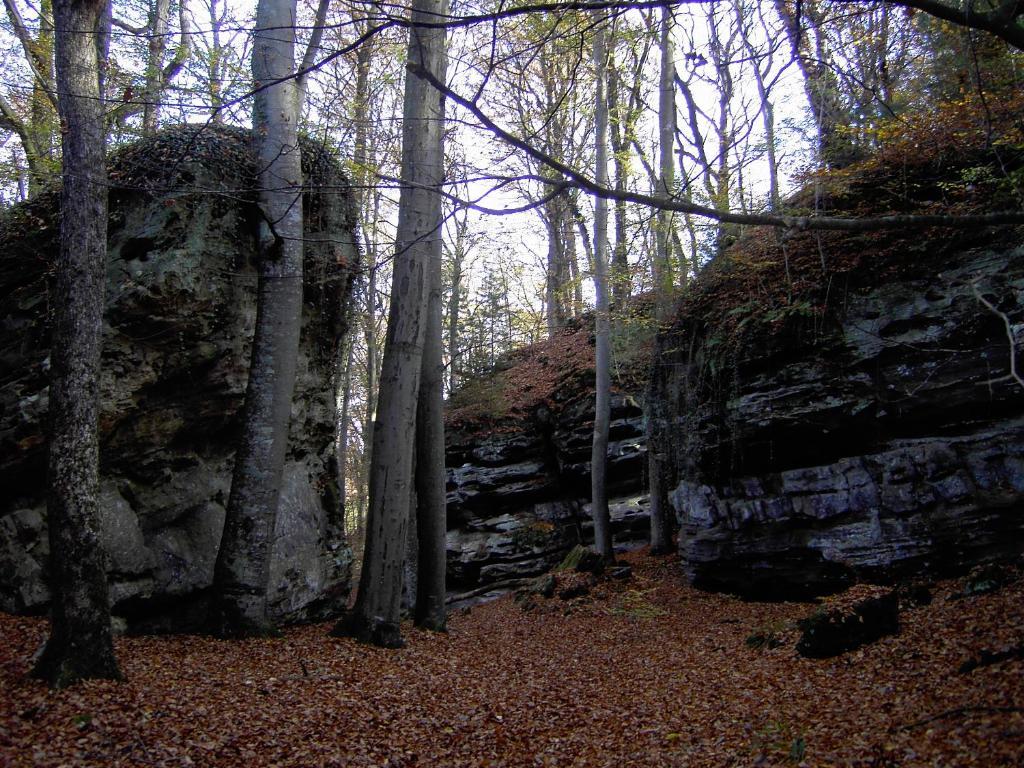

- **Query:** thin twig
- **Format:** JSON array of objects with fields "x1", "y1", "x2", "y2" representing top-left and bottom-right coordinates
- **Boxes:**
[{"x1": 972, "y1": 276, "x2": 1024, "y2": 390}]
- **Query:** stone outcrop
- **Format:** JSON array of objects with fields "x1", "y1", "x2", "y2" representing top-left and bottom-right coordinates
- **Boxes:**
[
  {"x1": 653, "y1": 244, "x2": 1024, "y2": 599},
  {"x1": 445, "y1": 343, "x2": 651, "y2": 595},
  {"x1": 0, "y1": 126, "x2": 359, "y2": 630}
]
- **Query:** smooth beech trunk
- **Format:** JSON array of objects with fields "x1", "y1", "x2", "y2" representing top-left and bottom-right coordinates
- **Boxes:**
[
  {"x1": 774, "y1": 0, "x2": 854, "y2": 168},
  {"x1": 590, "y1": 18, "x2": 613, "y2": 562},
  {"x1": 360, "y1": 253, "x2": 378, "y2": 527},
  {"x1": 33, "y1": 0, "x2": 122, "y2": 688},
  {"x1": 142, "y1": 0, "x2": 170, "y2": 133},
  {"x1": 543, "y1": 190, "x2": 572, "y2": 337},
  {"x1": 335, "y1": 0, "x2": 447, "y2": 648},
  {"x1": 446, "y1": 216, "x2": 465, "y2": 393},
  {"x1": 353, "y1": 28, "x2": 376, "y2": 529},
  {"x1": 213, "y1": 0, "x2": 303, "y2": 637},
  {"x1": 648, "y1": 2, "x2": 676, "y2": 556},
  {"x1": 415, "y1": 229, "x2": 447, "y2": 631},
  {"x1": 606, "y1": 56, "x2": 630, "y2": 307},
  {"x1": 655, "y1": 3, "x2": 676, "y2": 295},
  {"x1": 336, "y1": 338, "x2": 355, "y2": 542}
]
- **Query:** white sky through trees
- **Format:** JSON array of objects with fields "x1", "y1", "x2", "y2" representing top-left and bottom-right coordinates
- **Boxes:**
[{"x1": 1, "y1": 0, "x2": 814, "y2": 287}]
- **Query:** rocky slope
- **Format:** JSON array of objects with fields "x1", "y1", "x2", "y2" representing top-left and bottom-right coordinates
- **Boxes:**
[
  {"x1": 446, "y1": 105, "x2": 1024, "y2": 602},
  {"x1": 443, "y1": 240, "x2": 1024, "y2": 601},
  {"x1": 444, "y1": 318, "x2": 652, "y2": 595},
  {"x1": 0, "y1": 126, "x2": 359, "y2": 629}
]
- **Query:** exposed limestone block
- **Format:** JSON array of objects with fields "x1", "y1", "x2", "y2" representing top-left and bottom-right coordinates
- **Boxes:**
[
  {"x1": 0, "y1": 126, "x2": 359, "y2": 629},
  {"x1": 445, "y1": 398, "x2": 650, "y2": 593},
  {"x1": 655, "y1": 247, "x2": 1024, "y2": 599}
]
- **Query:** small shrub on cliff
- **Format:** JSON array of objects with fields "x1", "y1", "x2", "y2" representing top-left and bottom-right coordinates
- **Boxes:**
[{"x1": 445, "y1": 306, "x2": 649, "y2": 436}]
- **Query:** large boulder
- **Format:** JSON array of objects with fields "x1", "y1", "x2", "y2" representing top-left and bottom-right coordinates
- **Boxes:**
[{"x1": 0, "y1": 126, "x2": 359, "y2": 630}]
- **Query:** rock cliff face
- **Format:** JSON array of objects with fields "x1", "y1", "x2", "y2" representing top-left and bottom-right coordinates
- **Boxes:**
[
  {"x1": 0, "y1": 126, "x2": 359, "y2": 629},
  {"x1": 444, "y1": 325, "x2": 651, "y2": 595},
  {"x1": 652, "y1": 243, "x2": 1024, "y2": 599}
]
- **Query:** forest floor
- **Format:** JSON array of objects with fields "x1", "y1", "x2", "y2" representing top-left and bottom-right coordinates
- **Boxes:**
[{"x1": 1, "y1": 551, "x2": 1022, "y2": 767}]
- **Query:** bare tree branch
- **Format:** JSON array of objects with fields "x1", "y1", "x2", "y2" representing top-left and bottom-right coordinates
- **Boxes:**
[
  {"x1": 296, "y1": 0, "x2": 331, "y2": 105},
  {"x1": 411, "y1": 60, "x2": 1024, "y2": 232},
  {"x1": 842, "y1": 0, "x2": 1024, "y2": 51},
  {"x1": 111, "y1": 16, "x2": 146, "y2": 34},
  {"x1": 972, "y1": 276, "x2": 1024, "y2": 390}
]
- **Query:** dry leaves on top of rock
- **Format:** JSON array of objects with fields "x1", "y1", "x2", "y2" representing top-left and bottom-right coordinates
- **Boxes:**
[
  {"x1": 446, "y1": 300, "x2": 654, "y2": 437},
  {"x1": 1, "y1": 550, "x2": 1022, "y2": 767}
]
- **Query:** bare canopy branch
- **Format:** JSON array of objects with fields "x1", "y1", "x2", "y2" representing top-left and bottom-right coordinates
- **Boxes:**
[
  {"x1": 840, "y1": 0, "x2": 1024, "y2": 51},
  {"x1": 409, "y1": 60, "x2": 1024, "y2": 232}
]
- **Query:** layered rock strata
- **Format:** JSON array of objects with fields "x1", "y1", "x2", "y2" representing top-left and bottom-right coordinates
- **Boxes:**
[
  {"x1": 653, "y1": 246, "x2": 1024, "y2": 598},
  {"x1": 445, "y1": 393, "x2": 650, "y2": 594}
]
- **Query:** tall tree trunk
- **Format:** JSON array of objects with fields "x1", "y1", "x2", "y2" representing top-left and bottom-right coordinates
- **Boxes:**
[
  {"x1": 736, "y1": 0, "x2": 781, "y2": 213},
  {"x1": 709, "y1": 15, "x2": 735, "y2": 257},
  {"x1": 33, "y1": 0, "x2": 122, "y2": 688},
  {"x1": 568, "y1": 194, "x2": 595, "y2": 287},
  {"x1": 564, "y1": 207, "x2": 583, "y2": 317},
  {"x1": 294, "y1": 0, "x2": 329, "y2": 110},
  {"x1": 361, "y1": 254, "x2": 378, "y2": 523},
  {"x1": 353, "y1": 30, "x2": 377, "y2": 529},
  {"x1": 590, "y1": 17, "x2": 613, "y2": 562},
  {"x1": 335, "y1": 0, "x2": 447, "y2": 648},
  {"x1": 3, "y1": 0, "x2": 58, "y2": 194},
  {"x1": 29, "y1": 0, "x2": 56, "y2": 192},
  {"x1": 142, "y1": 0, "x2": 169, "y2": 133},
  {"x1": 207, "y1": 0, "x2": 224, "y2": 123},
  {"x1": 13, "y1": 149, "x2": 28, "y2": 201},
  {"x1": 414, "y1": 241, "x2": 446, "y2": 631},
  {"x1": 350, "y1": 26, "x2": 372, "y2": 211},
  {"x1": 543, "y1": 190, "x2": 571, "y2": 337},
  {"x1": 403, "y1": 483, "x2": 418, "y2": 614},
  {"x1": 544, "y1": 208, "x2": 561, "y2": 338},
  {"x1": 606, "y1": 54, "x2": 630, "y2": 307},
  {"x1": 655, "y1": 3, "x2": 676, "y2": 294},
  {"x1": 774, "y1": 0, "x2": 854, "y2": 168},
  {"x1": 213, "y1": 0, "x2": 303, "y2": 637},
  {"x1": 446, "y1": 217, "x2": 465, "y2": 393},
  {"x1": 336, "y1": 337, "x2": 355, "y2": 543},
  {"x1": 648, "y1": 2, "x2": 676, "y2": 555},
  {"x1": 757, "y1": 80, "x2": 779, "y2": 210},
  {"x1": 107, "y1": 0, "x2": 189, "y2": 132}
]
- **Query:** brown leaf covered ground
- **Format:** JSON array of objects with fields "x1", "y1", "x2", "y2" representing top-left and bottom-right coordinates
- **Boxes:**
[{"x1": 2, "y1": 551, "x2": 1022, "y2": 767}]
